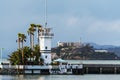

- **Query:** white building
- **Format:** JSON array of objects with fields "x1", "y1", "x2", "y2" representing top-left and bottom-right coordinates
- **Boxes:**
[
  {"x1": 95, "y1": 50, "x2": 108, "y2": 53},
  {"x1": 39, "y1": 27, "x2": 54, "y2": 65},
  {"x1": 57, "y1": 42, "x2": 81, "y2": 47}
]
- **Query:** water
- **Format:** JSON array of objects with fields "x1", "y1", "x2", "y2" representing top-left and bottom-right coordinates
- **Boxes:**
[{"x1": 0, "y1": 74, "x2": 120, "y2": 80}]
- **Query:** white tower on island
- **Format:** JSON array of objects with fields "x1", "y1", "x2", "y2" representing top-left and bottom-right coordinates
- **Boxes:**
[{"x1": 39, "y1": 27, "x2": 54, "y2": 64}]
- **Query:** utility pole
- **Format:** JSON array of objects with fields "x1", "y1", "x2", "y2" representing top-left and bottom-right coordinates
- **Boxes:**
[{"x1": 0, "y1": 48, "x2": 4, "y2": 60}]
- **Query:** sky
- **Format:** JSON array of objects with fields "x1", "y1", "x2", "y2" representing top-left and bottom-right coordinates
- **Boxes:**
[{"x1": 1, "y1": 0, "x2": 120, "y2": 57}]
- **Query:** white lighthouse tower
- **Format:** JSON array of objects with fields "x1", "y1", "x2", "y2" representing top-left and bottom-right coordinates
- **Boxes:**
[
  {"x1": 38, "y1": 0, "x2": 54, "y2": 65},
  {"x1": 39, "y1": 27, "x2": 54, "y2": 64}
]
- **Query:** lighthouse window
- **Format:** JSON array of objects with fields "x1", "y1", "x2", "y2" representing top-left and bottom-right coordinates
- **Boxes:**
[
  {"x1": 45, "y1": 46, "x2": 48, "y2": 49},
  {"x1": 45, "y1": 56, "x2": 47, "y2": 58}
]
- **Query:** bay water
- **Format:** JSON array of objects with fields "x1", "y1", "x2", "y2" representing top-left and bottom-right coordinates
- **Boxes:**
[{"x1": 1, "y1": 74, "x2": 120, "y2": 80}]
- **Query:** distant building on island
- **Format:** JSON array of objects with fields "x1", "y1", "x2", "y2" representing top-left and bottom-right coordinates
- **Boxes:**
[{"x1": 57, "y1": 42, "x2": 82, "y2": 47}]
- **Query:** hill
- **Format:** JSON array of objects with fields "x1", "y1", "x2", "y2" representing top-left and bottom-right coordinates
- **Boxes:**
[
  {"x1": 51, "y1": 44, "x2": 119, "y2": 60},
  {"x1": 88, "y1": 43, "x2": 120, "y2": 57},
  {"x1": 89, "y1": 43, "x2": 116, "y2": 49}
]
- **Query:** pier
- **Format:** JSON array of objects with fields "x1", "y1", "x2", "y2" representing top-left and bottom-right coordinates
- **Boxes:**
[
  {"x1": 18, "y1": 63, "x2": 120, "y2": 74},
  {"x1": 1, "y1": 60, "x2": 120, "y2": 75},
  {"x1": 65, "y1": 60, "x2": 120, "y2": 74},
  {"x1": 84, "y1": 64, "x2": 120, "y2": 74}
]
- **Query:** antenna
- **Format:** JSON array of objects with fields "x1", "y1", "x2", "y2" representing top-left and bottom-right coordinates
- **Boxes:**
[
  {"x1": 80, "y1": 37, "x2": 82, "y2": 44},
  {"x1": 80, "y1": 37, "x2": 81, "y2": 42},
  {"x1": 45, "y1": 0, "x2": 47, "y2": 27}
]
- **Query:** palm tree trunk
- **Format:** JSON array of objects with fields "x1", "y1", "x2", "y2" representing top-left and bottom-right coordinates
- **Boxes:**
[
  {"x1": 31, "y1": 34, "x2": 34, "y2": 50},
  {"x1": 29, "y1": 34, "x2": 32, "y2": 63},
  {"x1": 31, "y1": 34, "x2": 34, "y2": 64},
  {"x1": 18, "y1": 38, "x2": 20, "y2": 50},
  {"x1": 18, "y1": 38, "x2": 20, "y2": 74},
  {"x1": 18, "y1": 38, "x2": 21, "y2": 63},
  {"x1": 30, "y1": 34, "x2": 32, "y2": 63},
  {"x1": 38, "y1": 30, "x2": 39, "y2": 45},
  {"x1": 21, "y1": 41, "x2": 25, "y2": 74},
  {"x1": 30, "y1": 34, "x2": 32, "y2": 49},
  {"x1": 21, "y1": 42, "x2": 24, "y2": 65}
]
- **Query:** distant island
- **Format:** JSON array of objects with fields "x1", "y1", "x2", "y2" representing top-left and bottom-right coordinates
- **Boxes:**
[{"x1": 51, "y1": 42, "x2": 120, "y2": 60}]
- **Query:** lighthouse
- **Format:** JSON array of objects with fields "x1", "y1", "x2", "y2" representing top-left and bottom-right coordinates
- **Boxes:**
[
  {"x1": 38, "y1": 0, "x2": 54, "y2": 65},
  {"x1": 39, "y1": 27, "x2": 54, "y2": 65}
]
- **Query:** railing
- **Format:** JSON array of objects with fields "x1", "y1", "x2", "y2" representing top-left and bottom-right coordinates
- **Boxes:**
[
  {"x1": 0, "y1": 64, "x2": 83, "y2": 70},
  {"x1": 39, "y1": 33, "x2": 54, "y2": 36},
  {"x1": 24, "y1": 65, "x2": 52, "y2": 69},
  {"x1": 0, "y1": 65, "x2": 24, "y2": 69},
  {"x1": 52, "y1": 66, "x2": 59, "y2": 69}
]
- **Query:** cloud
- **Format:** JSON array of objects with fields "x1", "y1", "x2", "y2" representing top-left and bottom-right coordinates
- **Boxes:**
[
  {"x1": 64, "y1": 15, "x2": 120, "y2": 34},
  {"x1": 54, "y1": 15, "x2": 120, "y2": 46},
  {"x1": 66, "y1": 17, "x2": 79, "y2": 27},
  {"x1": 87, "y1": 19, "x2": 120, "y2": 34}
]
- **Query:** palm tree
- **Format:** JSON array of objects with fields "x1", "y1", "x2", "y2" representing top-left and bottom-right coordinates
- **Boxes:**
[
  {"x1": 8, "y1": 50, "x2": 21, "y2": 65},
  {"x1": 17, "y1": 33, "x2": 22, "y2": 66},
  {"x1": 9, "y1": 46, "x2": 31, "y2": 65},
  {"x1": 23, "y1": 46, "x2": 32, "y2": 65},
  {"x1": 17, "y1": 33, "x2": 22, "y2": 50},
  {"x1": 36, "y1": 24, "x2": 42, "y2": 45},
  {"x1": 21, "y1": 33, "x2": 26, "y2": 65},
  {"x1": 10, "y1": 33, "x2": 26, "y2": 65},
  {"x1": 27, "y1": 24, "x2": 36, "y2": 63},
  {"x1": 18, "y1": 33, "x2": 26, "y2": 64},
  {"x1": 33, "y1": 44, "x2": 41, "y2": 65},
  {"x1": 27, "y1": 24, "x2": 36, "y2": 50}
]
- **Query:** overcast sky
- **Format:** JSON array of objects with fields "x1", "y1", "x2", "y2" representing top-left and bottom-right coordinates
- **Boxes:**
[{"x1": 1, "y1": 0, "x2": 120, "y2": 56}]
